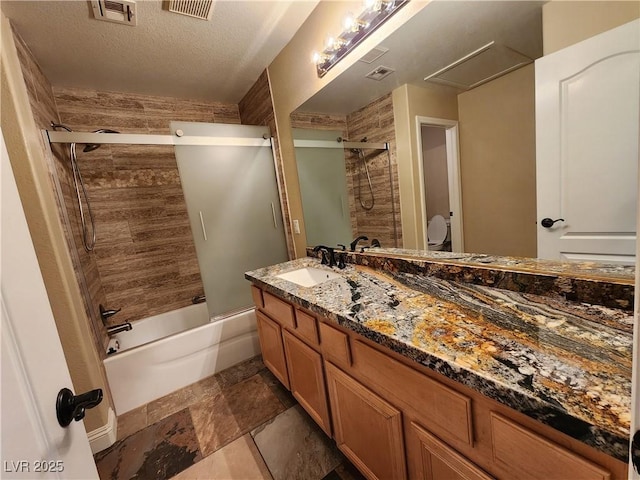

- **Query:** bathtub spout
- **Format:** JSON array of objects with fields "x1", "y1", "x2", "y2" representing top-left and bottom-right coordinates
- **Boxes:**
[{"x1": 107, "y1": 322, "x2": 132, "y2": 336}]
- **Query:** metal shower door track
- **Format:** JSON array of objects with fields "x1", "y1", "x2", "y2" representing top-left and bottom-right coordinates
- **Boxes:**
[
  {"x1": 293, "y1": 139, "x2": 388, "y2": 150},
  {"x1": 46, "y1": 130, "x2": 272, "y2": 148}
]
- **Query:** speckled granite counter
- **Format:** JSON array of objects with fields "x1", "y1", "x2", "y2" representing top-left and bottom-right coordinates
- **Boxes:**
[
  {"x1": 307, "y1": 247, "x2": 635, "y2": 311},
  {"x1": 246, "y1": 257, "x2": 633, "y2": 462}
]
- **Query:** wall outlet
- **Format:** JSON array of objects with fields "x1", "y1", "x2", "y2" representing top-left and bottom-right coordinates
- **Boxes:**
[{"x1": 293, "y1": 219, "x2": 300, "y2": 234}]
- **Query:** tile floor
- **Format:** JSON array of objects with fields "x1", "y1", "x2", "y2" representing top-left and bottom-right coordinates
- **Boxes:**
[{"x1": 94, "y1": 356, "x2": 365, "y2": 480}]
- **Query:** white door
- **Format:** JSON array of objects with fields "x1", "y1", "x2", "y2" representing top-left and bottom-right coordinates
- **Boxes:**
[
  {"x1": 1, "y1": 130, "x2": 98, "y2": 479},
  {"x1": 535, "y1": 20, "x2": 640, "y2": 264}
]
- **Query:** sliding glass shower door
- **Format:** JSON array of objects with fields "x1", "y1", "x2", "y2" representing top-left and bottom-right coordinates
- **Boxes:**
[{"x1": 172, "y1": 122, "x2": 288, "y2": 319}]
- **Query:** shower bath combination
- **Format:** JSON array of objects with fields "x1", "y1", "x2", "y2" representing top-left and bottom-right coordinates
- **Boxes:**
[{"x1": 50, "y1": 123, "x2": 119, "y2": 252}]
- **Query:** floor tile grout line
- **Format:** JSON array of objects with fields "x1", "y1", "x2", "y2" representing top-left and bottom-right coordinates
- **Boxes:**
[{"x1": 247, "y1": 431, "x2": 276, "y2": 480}]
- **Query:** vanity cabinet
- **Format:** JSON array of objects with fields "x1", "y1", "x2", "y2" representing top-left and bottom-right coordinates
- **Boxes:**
[
  {"x1": 255, "y1": 310, "x2": 289, "y2": 389},
  {"x1": 411, "y1": 422, "x2": 494, "y2": 480},
  {"x1": 325, "y1": 362, "x2": 407, "y2": 480},
  {"x1": 250, "y1": 286, "x2": 626, "y2": 480},
  {"x1": 282, "y1": 330, "x2": 331, "y2": 435}
]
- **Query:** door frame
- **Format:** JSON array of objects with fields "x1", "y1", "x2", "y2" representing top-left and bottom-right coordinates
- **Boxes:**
[{"x1": 415, "y1": 116, "x2": 464, "y2": 252}]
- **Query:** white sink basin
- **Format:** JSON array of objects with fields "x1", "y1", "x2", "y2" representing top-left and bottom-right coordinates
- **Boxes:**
[{"x1": 276, "y1": 267, "x2": 342, "y2": 287}]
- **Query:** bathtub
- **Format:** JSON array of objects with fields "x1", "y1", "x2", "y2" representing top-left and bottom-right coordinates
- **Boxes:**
[{"x1": 103, "y1": 304, "x2": 261, "y2": 414}]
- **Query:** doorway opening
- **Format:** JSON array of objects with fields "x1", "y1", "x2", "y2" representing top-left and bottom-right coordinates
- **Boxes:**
[{"x1": 416, "y1": 116, "x2": 463, "y2": 253}]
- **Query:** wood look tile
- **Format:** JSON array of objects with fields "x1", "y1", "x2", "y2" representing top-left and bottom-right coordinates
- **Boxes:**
[
  {"x1": 189, "y1": 374, "x2": 286, "y2": 457},
  {"x1": 251, "y1": 405, "x2": 343, "y2": 480},
  {"x1": 170, "y1": 434, "x2": 272, "y2": 480},
  {"x1": 95, "y1": 408, "x2": 201, "y2": 480}
]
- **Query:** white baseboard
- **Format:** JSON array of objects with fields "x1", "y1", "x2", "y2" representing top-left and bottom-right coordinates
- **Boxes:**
[{"x1": 87, "y1": 407, "x2": 117, "y2": 454}]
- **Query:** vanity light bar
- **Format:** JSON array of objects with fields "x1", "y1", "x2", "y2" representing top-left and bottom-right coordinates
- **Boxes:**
[
  {"x1": 314, "y1": 0, "x2": 408, "y2": 78},
  {"x1": 46, "y1": 130, "x2": 272, "y2": 148}
]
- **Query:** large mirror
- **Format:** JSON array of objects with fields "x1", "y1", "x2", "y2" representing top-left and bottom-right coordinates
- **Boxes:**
[{"x1": 291, "y1": 0, "x2": 639, "y2": 264}]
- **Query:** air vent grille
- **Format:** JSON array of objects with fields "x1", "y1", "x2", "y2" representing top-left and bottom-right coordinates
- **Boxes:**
[
  {"x1": 365, "y1": 65, "x2": 395, "y2": 81},
  {"x1": 359, "y1": 46, "x2": 389, "y2": 64},
  {"x1": 169, "y1": 0, "x2": 215, "y2": 21},
  {"x1": 91, "y1": 0, "x2": 137, "y2": 25}
]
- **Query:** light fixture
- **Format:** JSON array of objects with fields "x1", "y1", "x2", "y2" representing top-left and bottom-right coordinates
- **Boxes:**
[{"x1": 314, "y1": 0, "x2": 408, "y2": 78}]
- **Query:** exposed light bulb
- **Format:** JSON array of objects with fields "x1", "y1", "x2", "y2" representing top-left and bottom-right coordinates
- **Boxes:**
[
  {"x1": 343, "y1": 13, "x2": 355, "y2": 31},
  {"x1": 312, "y1": 51, "x2": 321, "y2": 64}
]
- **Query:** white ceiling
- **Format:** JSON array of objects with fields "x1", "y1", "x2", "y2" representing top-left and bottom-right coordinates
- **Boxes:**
[
  {"x1": 1, "y1": 0, "x2": 320, "y2": 103},
  {"x1": 299, "y1": 0, "x2": 544, "y2": 114}
]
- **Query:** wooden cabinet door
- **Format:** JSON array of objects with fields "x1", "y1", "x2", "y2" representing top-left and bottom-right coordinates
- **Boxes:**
[
  {"x1": 325, "y1": 362, "x2": 406, "y2": 480},
  {"x1": 283, "y1": 330, "x2": 331, "y2": 435},
  {"x1": 412, "y1": 422, "x2": 494, "y2": 480},
  {"x1": 256, "y1": 310, "x2": 289, "y2": 389}
]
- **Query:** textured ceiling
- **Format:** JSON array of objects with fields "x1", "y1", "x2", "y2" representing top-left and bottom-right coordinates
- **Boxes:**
[{"x1": 1, "y1": 0, "x2": 319, "y2": 103}]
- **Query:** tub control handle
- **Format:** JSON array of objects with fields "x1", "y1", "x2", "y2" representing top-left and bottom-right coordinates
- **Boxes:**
[{"x1": 56, "y1": 387, "x2": 103, "y2": 427}]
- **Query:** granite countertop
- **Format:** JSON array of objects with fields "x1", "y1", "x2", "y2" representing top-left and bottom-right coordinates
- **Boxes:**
[{"x1": 245, "y1": 257, "x2": 633, "y2": 462}]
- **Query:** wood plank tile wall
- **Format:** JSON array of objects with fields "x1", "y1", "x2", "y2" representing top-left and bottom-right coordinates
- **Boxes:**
[
  {"x1": 346, "y1": 93, "x2": 402, "y2": 249},
  {"x1": 12, "y1": 27, "x2": 111, "y2": 356},
  {"x1": 52, "y1": 87, "x2": 242, "y2": 328},
  {"x1": 290, "y1": 95, "x2": 402, "y2": 250}
]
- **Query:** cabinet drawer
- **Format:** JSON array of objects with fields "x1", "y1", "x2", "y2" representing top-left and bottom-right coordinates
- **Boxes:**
[
  {"x1": 250, "y1": 285, "x2": 263, "y2": 309},
  {"x1": 490, "y1": 413, "x2": 610, "y2": 480},
  {"x1": 352, "y1": 340, "x2": 473, "y2": 446},
  {"x1": 262, "y1": 291, "x2": 295, "y2": 330},
  {"x1": 294, "y1": 309, "x2": 319, "y2": 346},
  {"x1": 412, "y1": 422, "x2": 494, "y2": 480},
  {"x1": 319, "y1": 321, "x2": 351, "y2": 367}
]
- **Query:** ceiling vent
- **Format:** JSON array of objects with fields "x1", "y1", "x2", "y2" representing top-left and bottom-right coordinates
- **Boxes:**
[
  {"x1": 365, "y1": 65, "x2": 395, "y2": 81},
  {"x1": 91, "y1": 0, "x2": 137, "y2": 25},
  {"x1": 359, "y1": 46, "x2": 389, "y2": 64},
  {"x1": 423, "y1": 41, "x2": 533, "y2": 90},
  {"x1": 168, "y1": 0, "x2": 215, "y2": 21}
]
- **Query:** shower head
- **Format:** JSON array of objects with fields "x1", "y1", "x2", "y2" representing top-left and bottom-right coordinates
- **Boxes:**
[{"x1": 83, "y1": 128, "x2": 120, "y2": 152}]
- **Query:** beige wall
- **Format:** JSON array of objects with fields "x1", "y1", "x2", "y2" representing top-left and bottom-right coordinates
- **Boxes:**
[
  {"x1": 392, "y1": 83, "x2": 459, "y2": 249},
  {"x1": 1, "y1": 13, "x2": 111, "y2": 431},
  {"x1": 457, "y1": 64, "x2": 537, "y2": 258},
  {"x1": 268, "y1": 1, "x2": 428, "y2": 257},
  {"x1": 543, "y1": 1, "x2": 640, "y2": 55}
]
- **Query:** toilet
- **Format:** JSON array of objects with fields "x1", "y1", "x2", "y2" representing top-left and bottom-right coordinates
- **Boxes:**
[{"x1": 427, "y1": 214, "x2": 449, "y2": 251}]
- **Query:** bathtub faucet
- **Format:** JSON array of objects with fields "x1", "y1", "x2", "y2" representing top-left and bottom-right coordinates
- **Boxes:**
[{"x1": 106, "y1": 322, "x2": 132, "y2": 336}]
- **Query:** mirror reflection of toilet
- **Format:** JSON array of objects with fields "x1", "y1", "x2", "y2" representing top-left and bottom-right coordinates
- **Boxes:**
[{"x1": 427, "y1": 215, "x2": 450, "y2": 251}]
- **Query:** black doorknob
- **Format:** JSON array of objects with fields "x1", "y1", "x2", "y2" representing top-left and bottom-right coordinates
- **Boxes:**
[
  {"x1": 541, "y1": 218, "x2": 565, "y2": 228},
  {"x1": 56, "y1": 387, "x2": 103, "y2": 427},
  {"x1": 632, "y1": 430, "x2": 640, "y2": 474}
]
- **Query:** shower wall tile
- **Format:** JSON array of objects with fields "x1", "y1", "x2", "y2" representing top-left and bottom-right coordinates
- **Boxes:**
[
  {"x1": 10, "y1": 25, "x2": 111, "y2": 356},
  {"x1": 239, "y1": 70, "x2": 295, "y2": 259},
  {"x1": 290, "y1": 112, "x2": 348, "y2": 131},
  {"x1": 347, "y1": 93, "x2": 402, "y2": 249},
  {"x1": 53, "y1": 86, "x2": 241, "y2": 326}
]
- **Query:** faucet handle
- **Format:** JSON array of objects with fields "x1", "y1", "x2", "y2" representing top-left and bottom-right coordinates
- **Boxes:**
[{"x1": 99, "y1": 304, "x2": 121, "y2": 323}]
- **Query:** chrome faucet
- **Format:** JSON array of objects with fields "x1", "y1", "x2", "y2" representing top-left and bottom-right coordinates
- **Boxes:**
[{"x1": 106, "y1": 323, "x2": 132, "y2": 336}]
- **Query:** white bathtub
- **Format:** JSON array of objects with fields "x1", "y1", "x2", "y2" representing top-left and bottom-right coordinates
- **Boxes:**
[{"x1": 103, "y1": 304, "x2": 261, "y2": 414}]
